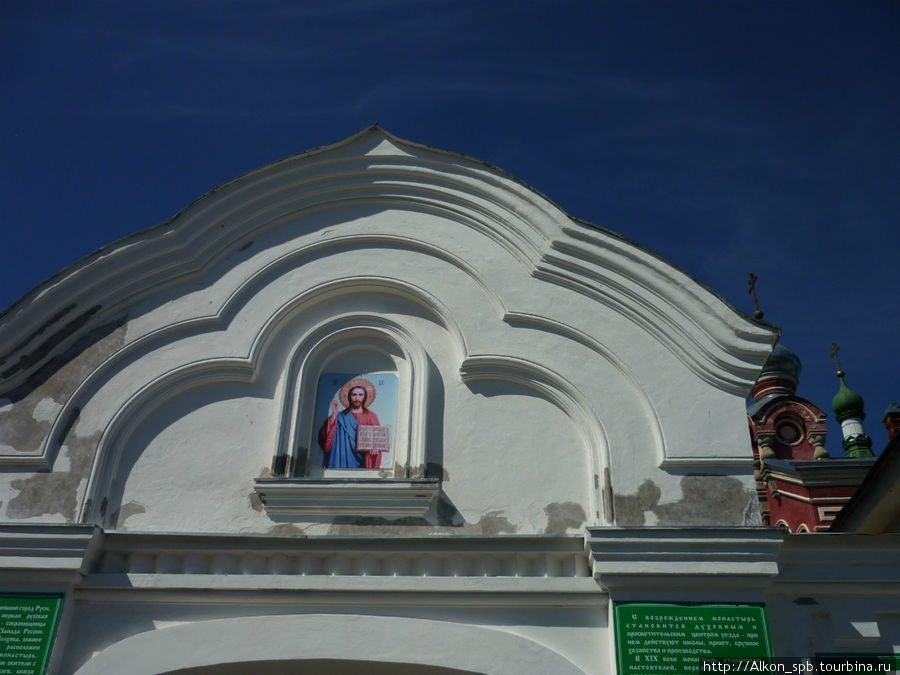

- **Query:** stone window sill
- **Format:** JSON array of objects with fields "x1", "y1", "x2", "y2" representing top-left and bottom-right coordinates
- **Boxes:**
[{"x1": 253, "y1": 478, "x2": 440, "y2": 518}]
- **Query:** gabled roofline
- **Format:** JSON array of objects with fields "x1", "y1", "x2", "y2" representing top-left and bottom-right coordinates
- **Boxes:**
[{"x1": 0, "y1": 126, "x2": 777, "y2": 398}]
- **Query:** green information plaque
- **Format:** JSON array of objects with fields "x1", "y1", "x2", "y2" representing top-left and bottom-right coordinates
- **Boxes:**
[
  {"x1": 0, "y1": 595, "x2": 63, "y2": 675},
  {"x1": 614, "y1": 603, "x2": 773, "y2": 674}
]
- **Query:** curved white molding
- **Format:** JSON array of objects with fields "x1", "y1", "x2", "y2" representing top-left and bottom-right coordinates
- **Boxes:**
[
  {"x1": 0, "y1": 127, "x2": 775, "y2": 400},
  {"x1": 502, "y1": 311, "x2": 667, "y2": 467},
  {"x1": 458, "y1": 354, "x2": 611, "y2": 525},
  {"x1": 537, "y1": 234, "x2": 774, "y2": 395},
  {"x1": 44, "y1": 275, "x2": 460, "y2": 451},
  {"x1": 0, "y1": 160, "x2": 538, "y2": 393},
  {"x1": 31, "y1": 255, "x2": 478, "y2": 469},
  {"x1": 75, "y1": 278, "x2": 466, "y2": 524},
  {"x1": 501, "y1": 313, "x2": 752, "y2": 469},
  {"x1": 79, "y1": 357, "x2": 259, "y2": 524},
  {"x1": 0, "y1": 227, "x2": 499, "y2": 396},
  {"x1": 73, "y1": 614, "x2": 587, "y2": 675}
]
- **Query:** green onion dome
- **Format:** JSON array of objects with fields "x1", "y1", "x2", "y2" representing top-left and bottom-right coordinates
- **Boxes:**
[{"x1": 832, "y1": 377, "x2": 865, "y2": 422}]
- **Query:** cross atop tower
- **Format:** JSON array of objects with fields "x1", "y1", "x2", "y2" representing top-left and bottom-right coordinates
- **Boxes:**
[
  {"x1": 748, "y1": 273, "x2": 763, "y2": 320},
  {"x1": 831, "y1": 342, "x2": 845, "y2": 378}
]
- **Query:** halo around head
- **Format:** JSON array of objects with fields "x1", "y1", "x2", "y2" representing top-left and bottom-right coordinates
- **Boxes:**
[{"x1": 339, "y1": 377, "x2": 377, "y2": 408}]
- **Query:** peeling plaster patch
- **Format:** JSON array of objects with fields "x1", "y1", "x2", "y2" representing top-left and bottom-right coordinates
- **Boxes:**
[
  {"x1": 268, "y1": 523, "x2": 305, "y2": 535},
  {"x1": 249, "y1": 492, "x2": 264, "y2": 512},
  {"x1": 0, "y1": 303, "x2": 80, "y2": 377},
  {"x1": 0, "y1": 320, "x2": 127, "y2": 460},
  {"x1": 543, "y1": 502, "x2": 586, "y2": 535},
  {"x1": 614, "y1": 477, "x2": 755, "y2": 526},
  {"x1": 1, "y1": 305, "x2": 106, "y2": 385},
  {"x1": 613, "y1": 480, "x2": 662, "y2": 526},
  {"x1": 6, "y1": 432, "x2": 101, "y2": 521},
  {"x1": 54, "y1": 445, "x2": 71, "y2": 473},
  {"x1": 2, "y1": 316, "x2": 127, "y2": 401},
  {"x1": 113, "y1": 501, "x2": 146, "y2": 530},
  {"x1": 0, "y1": 395, "x2": 54, "y2": 457},
  {"x1": 476, "y1": 510, "x2": 517, "y2": 535},
  {"x1": 32, "y1": 397, "x2": 63, "y2": 423},
  {"x1": 743, "y1": 490, "x2": 763, "y2": 526},
  {"x1": 655, "y1": 476, "x2": 753, "y2": 525}
]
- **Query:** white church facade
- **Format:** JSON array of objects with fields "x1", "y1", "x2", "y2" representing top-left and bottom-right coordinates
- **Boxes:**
[{"x1": 0, "y1": 128, "x2": 897, "y2": 674}]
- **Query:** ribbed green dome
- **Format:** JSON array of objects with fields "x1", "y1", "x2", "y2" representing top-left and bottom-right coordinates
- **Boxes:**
[{"x1": 832, "y1": 377, "x2": 865, "y2": 422}]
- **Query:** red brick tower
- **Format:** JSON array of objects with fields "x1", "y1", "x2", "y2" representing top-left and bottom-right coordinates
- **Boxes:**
[{"x1": 747, "y1": 345, "x2": 875, "y2": 531}]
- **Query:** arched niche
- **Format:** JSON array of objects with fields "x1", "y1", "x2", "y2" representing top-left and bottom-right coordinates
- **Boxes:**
[
  {"x1": 281, "y1": 324, "x2": 415, "y2": 478},
  {"x1": 257, "y1": 315, "x2": 439, "y2": 518}
]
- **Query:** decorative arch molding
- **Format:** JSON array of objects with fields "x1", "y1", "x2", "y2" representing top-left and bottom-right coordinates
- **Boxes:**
[
  {"x1": 274, "y1": 314, "x2": 431, "y2": 478},
  {"x1": 502, "y1": 311, "x2": 666, "y2": 467},
  {"x1": 459, "y1": 354, "x2": 612, "y2": 525},
  {"x1": 1, "y1": 127, "x2": 774, "y2": 401},
  {"x1": 72, "y1": 614, "x2": 587, "y2": 675},
  {"x1": 75, "y1": 277, "x2": 467, "y2": 524},
  {"x1": 0, "y1": 148, "x2": 542, "y2": 395},
  {"x1": 536, "y1": 230, "x2": 773, "y2": 395}
]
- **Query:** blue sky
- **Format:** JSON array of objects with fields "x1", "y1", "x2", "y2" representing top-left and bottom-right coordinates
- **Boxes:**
[{"x1": 2, "y1": 1, "x2": 897, "y2": 454}]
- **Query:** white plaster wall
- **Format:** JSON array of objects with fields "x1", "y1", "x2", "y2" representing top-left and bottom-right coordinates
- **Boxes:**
[
  {"x1": 60, "y1": 603, "x2": 604, "y2": 675},
  {"x1": 765, "y1": 594, "x2": 900, "y2": 658},
  {"x1": 0, "y1": 130, "x2": 772, "y2": 531},
  {"x1": 111, "y1": 394, "x2": 276, "y2": 532},
  {"x1": 443, "y1": 383, "x2": 589, "y2": 532}
]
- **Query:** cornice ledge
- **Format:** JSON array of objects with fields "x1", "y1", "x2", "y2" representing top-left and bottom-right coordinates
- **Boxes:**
[
  {"x1": 585, "y1": 527, "x2": 782, "y2": 592},
  {"x1": 253, "y1": 478, "x2": 440, "y2": 517},
  {"x1": 776, "y1": 533, "x2": 900, "y2": 584},
  {"x1": 80, "y1": 575, "x2": 601, "y2": 598},
  {"x1": 0, "y1": 451, "x2": 53, "y2": 469},
  {"x1": 94, "y1": 531, "x2": 593, "y2": 580},
  {"x1": 760, "y1": 458, "x2": 877, "y2": 485},
  {"x1": 0, "y1": 523, "x2": 102, "y2": 586}
]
